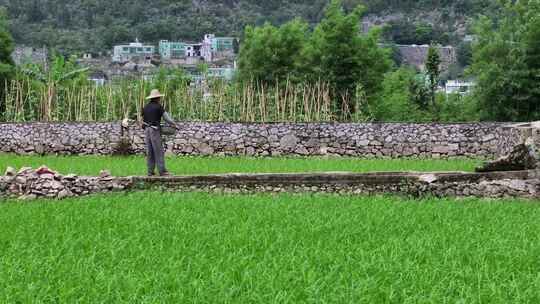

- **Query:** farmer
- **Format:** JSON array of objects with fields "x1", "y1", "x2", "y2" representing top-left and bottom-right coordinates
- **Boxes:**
[{"x1": 142, "y1": 89, "x2": 177, "y2": 176}]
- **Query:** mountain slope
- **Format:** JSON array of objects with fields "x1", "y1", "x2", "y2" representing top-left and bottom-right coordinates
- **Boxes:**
[{"x1": 0, "y1": 0, "x2": 496, "y2": 54}]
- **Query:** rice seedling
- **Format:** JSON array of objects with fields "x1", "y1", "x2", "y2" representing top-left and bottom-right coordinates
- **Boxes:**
[
  {"x1": 0, "y1": 154, "x2": 482, "y2": 176},
  {"x1": 1, "y1": 192, "x2": 539, "y2": 303}
]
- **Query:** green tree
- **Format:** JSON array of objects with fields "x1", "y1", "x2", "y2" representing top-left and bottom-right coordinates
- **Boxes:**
[
  {"x1": 438, "y1": 93, "x2": 480, "y2": 122},
  {"x1": 410, "y1": 73, "x2": 430, "y2": 109},
  {"x1": 0, "y1": 7, "x2": 15, "y2": 116},
  {"x1": 425, "y1": 44, "x2": 441, "y2": 108},
  {"x1": 0, "y1": 0, "x2": 502, "y2": 55},
  {"x1": 233, "y1": 38, "x2": 240, "y2": 54},
  {"x1": 415, "y1": 22, "x2": 434, "y2": 44},
  {"x1": 102, "y1": 24, "x2": 132, "y2": 48},
  {"x1": 382, "y1": 20, "x2": 448, "y2": 45},
  {"x1": 373, "y1": 67, "x2": 433, "y2": 122},
  {"x1": 457, "y1": 41, "x2": 473, "y2": 67},
  {"x1": 152, "y1": 67, "x2": 189, "y2": 91},
  {"x1": 305, "y1": 0, "x2": 391, "y2": 116},
  {"x1": 382, "y1": 19, "x2": 417, "y2": 44},
  {"x1": 20, "y1": 55, "x2": 89, "y2": 121},
  {"x1": 521, "y1": 9, "x2": 540, "y2": 120},
  {"x1": 470, "y1": 0, "x2": 540, "y2": 121},
  {"x1": 237, "y1": 19, "x2": 308, "y2": 84},
  {"x1": 27, "y1": 0, "x2": 45, "y2": 22}
]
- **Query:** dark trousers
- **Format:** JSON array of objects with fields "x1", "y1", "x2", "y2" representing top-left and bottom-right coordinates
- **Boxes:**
[{"x1": 145, "y1": 127, "x2": 166, "y2": 175}]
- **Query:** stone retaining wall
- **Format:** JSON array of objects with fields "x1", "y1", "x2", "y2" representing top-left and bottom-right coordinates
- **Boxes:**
[
  {"x1": 0, "y1": 122, "x2": 521, "y2": 158},
  {"x1": 135, "y1": 171, "x2": 539, "y2": 199},
  {"x1": 1, "y1": 169, "x2": 538, "y2": 200},
  {"x1": 0, "y1": 167, "x2": 132, "y2": 200}
]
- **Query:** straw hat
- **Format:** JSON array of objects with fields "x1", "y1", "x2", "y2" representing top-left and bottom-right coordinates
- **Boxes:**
[{"x1": 146, "y1": 89, "x2": 165, "y2": 100}]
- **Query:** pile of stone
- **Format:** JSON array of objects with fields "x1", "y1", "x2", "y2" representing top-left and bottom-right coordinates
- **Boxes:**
[
  {"x1": 476, "y1": 141, "x2": 538, "y2": 172},
  {"x1": 0, "y1": 166, "x2": 133, "y2": 200}
]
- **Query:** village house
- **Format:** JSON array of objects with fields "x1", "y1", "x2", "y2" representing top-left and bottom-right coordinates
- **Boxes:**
[
  {"x1": 159, "y1": 40, "x2": 187, "y2": 60},
  {"x1": 11, "y1": 46, "x2": 48, "y2": 66},
  {"x1": 158, "y1": 34, "x2": 236, "y2": 63},
  {"x1": 445, "y1": 79, "x2": 475, "y2": 95},
  {"x1": 201, "y1": 34, "x2": 236, "y2": 62},
  {"x1": 112, "y1": 39, "x2": 155, "y2": 63},
  {"x1": 208, "y1": 67, "x2": 236, "y2": 81},
  {"x1": 184, "y1": 44, "x2": 201, "y2": 58},
  {"x1": 83, "y1": 34, "x2": 239, "y2": 84},
  {"x1": 88, "y1": 70, "x2": 108, "y2": 86}
]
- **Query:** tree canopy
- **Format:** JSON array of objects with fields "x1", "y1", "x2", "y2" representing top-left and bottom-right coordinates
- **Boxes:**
[
  {"x1": 470, "y1": 0, "x2": 540, "y2": 121},
  {"x1": 0, "y1": 6, "x2": 14, "y2": 106},
  {"x1": 238, "y1": 0, "x2": 391, "y2": 119},
  {"x1": 0, "y1": 0, "x2": 498, "y2": 54}
]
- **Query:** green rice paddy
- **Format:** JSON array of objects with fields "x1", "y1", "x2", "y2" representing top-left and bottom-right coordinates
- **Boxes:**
[
  {"x1": 1, "y1": 192, "x2": 539, "y2": 303},
  {"x1": 1, "y1": 154, "x2": 537, "y2": 302},
  {"x1": 0, "y1": 154, "x2": 482, "y2": 176}
]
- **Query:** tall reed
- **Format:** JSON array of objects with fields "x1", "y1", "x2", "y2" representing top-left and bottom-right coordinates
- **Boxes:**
[{"x1": 1, "y1": 77, "x2": 368, "y2": 123}]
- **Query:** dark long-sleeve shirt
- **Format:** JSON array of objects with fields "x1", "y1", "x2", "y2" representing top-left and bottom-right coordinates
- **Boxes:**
[{"x1": 142, "y1": 102, "x2": 175, "y2": 127}]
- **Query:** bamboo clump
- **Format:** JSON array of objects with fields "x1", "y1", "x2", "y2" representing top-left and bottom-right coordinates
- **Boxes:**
[{"x1": 1, "y1": 78, "x2": 359, "y2": 123}]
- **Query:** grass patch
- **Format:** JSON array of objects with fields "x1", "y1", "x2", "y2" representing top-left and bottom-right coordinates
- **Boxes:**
[
  {"x1": 0, "y1": 154, "x2": 482, "y2": 176},
  {"x1": 1, "y1": 192, "x2": 539, "y2": 303}
]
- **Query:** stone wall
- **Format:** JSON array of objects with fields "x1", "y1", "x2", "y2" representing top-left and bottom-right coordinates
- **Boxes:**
[
  {"x1": 0, "y1": 167, "x2": 132, "y2": 200},
  {"x1": 0, "y1": 122, "x2": 521, "y2": 158},
  {"x1": 396, "y1": 44, "x2": 456, "y2": 72},
  {"x1": 1, "y1": 168, "x2": 538, "y2": 200},
  {"x1": 0, "y1": 122, "x2": 122, "y2": 155},
  {"x1": 11, "y1": 46, "x2": 48, "y2": 66},
  {"x1": 135, "y1": 171, "x2": 539, "y2": 199}
]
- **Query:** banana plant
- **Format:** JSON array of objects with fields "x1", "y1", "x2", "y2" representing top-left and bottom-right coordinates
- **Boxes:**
[
  {"x1": 20, "y1": 55, "x2": 89, "y2": 85},
  {"x1": 19, "y1": 55, "x2": 89, "y2": 121}
]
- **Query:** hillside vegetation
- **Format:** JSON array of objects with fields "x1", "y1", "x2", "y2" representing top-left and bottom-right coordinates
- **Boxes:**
[
  {"x1": 0, "y1": 0, "x2": 496, "y2": 53},
  {"x1": 3, "y1": 0, "x2": 538, "y2": 123}
]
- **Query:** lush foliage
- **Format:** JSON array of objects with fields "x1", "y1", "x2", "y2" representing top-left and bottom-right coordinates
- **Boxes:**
[
  {"x1": 2, "y1": 69, "x2": 357, "y2": 122},
  {"x1": 0, "y1": 0, "x2": 497, "y2": 54},
  {"x1": 426, "y1": 44, "x2": 442, "y2": 109},
  {"x1": 371, "y1": 67, "x2": 480, "y2": 122},
  {"x1": 2, "y1": 68, "x2": 484, "y2": 123},
  {"x1": 371, "y1": 67, "x2": 433, "y2": 122},
  {"x1": 306, "y1": 2, "x2": 390, "y2": 109},
  {"x1": 469, "y1": 0, "x2": 540, "y2": 121},
  {"x1": 2, "y1": 192, "x2": 540, "y2": 302},
  {"x1": 238, "y1": 0, "x2": 391, "y2": 119},
  {"x1": 0, "y1": 154, "x2": 481, "y2": 176},
  {"x1": 437, "y1": 93, "x2": 481, "y2": 123},
  {"x1": 382, "y1": 20, "x2": 451, "y2": 45},
  {"x1": 238, "y1": 20, "x2": 309, "y2": 85},
  {"x1": 0, "y1": 6, "x2": 14, "y2": 112},
  {"x1": 1, "y1": 0, "x2": 537, "y2": 123},
  {"x1": 14, "y1": 55, "x2": 90, "y2": 121}
]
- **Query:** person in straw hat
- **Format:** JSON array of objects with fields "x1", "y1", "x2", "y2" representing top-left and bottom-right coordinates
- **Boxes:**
[{"x1": 142, "y1": 89, "x2": 178, "y2": 176}]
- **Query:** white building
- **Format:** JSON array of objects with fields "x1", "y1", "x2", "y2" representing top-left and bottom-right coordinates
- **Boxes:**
[
  {"x1": 201, "y1": 34, "x2": 214, "y2": 62},
  {"x1": 445, "y1": 80, "x2": 475, "y2": 95},
  {"x1": 88, "y1": 71, "x2": 107, "y2": 86},
  {"x1": 112, "y1": 40, "x2": 155, "y2": 63},
  {"x1": 201, "y1": 34, "x2": 236, "y2": 62}
]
